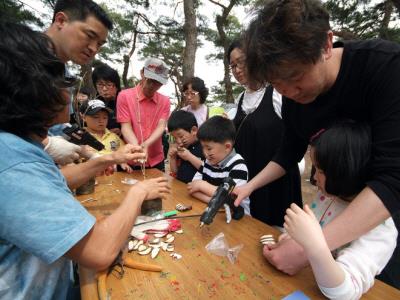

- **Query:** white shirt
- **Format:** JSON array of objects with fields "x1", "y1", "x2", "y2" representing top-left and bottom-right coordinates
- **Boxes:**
[{"x1": 310, "y1": 192, "x2": 398, "y2": 300}]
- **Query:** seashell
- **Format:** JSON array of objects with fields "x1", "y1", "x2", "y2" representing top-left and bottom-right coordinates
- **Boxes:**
[
  {"x1": 165, "y1": 236, "x2": 175, "y2": 243},
  {"x1": 261, "y1": 240, "x2": 276, "y2": 245},
  {"x1": 154, "y1": 233, "x2": 167, "y2": 238},
  {"x1": 151, "y1": 247, "x2": 160, "y2": 259},
  {"x1": 166, "y1": 234, "x2": 173, "y2": 239},
  {"x1": 139, "y1": 247, "x2": 152, "y2": 255},
  {"x1": 175, "y1": 229, "x2": 183, "y2": 234},
  {"x1": 260, "y1": 234, "x2": 274, "y2": 240},
  {"x1": 149, "y1": 238, "x2": 160, "y2": 244},
  {"x1": 260, "y1": 237, "x2": 274, "y2": 242},
  {"x1": 128, "y1": 240, "x2": 135, "y2": 251},
  {"x1": 161, "y1": 242, "x2": 169, "y2": 251},
  {"x1": 166, "y1": 245, "x2": 174, "y2": 252},
  {"x1": 170, "y1": 252, "x2": 182, "y2": 260},
  {"x1": 133, "y1": 240, "x2": 143, "y2": 250},
  {"x1": 176, "y1": 203, "x2": 192, "y2": 212},
  {"x1": 137, "y1": 245, "x2": 147, "y2": 252}
]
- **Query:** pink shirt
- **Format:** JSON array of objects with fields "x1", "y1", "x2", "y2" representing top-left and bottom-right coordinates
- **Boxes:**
[{"x1": 117, "y1": 85, "x2": 170, "y2": 167}]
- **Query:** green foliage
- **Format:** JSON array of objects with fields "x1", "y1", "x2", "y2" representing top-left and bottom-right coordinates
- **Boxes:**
[
  {"x1": 210, "y1": 80, "x2": 243, "y2": 103},
  {"x1": 325, "y1": 0, "x2": 400, "y2": 42},
  {"x1": 0, "y1": 0, "x2": 45, "y2": 27}
]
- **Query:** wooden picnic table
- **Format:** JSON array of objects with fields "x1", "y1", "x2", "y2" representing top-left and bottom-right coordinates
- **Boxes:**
[{"x1": 77, "y1": 169, "x2": 400, "y2": 299}]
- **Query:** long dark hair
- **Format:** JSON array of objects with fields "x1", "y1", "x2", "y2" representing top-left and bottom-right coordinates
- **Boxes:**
[{"x1": 310, "y1": 120, "x2": 371, "y2": 199}]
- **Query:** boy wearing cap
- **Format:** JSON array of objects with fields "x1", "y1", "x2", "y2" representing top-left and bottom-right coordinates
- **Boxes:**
[
  {"x1": 117, "y1": 58, "x2": 171, "y2": 171},
  {"x1": 81, "y1": 99, "x2": 132, "y2": 172}
]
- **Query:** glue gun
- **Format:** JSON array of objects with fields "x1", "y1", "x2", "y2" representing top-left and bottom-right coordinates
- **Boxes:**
[
  {"x1": 199, "y1": 177, "x2": 244, "y2": 227},
  {"x1": 62, "y1": 124, "x2": 105, "y2": 151}
]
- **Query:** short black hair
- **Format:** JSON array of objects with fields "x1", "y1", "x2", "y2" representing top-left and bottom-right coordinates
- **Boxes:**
[
  {"x1": 244, "y1": 0, "x2": 330, "y2": 84},
  {"x1": 0, "y1": 22, "x2": 74, "y2": 138},
  {"x1": 78, "y1": 86, "x2": 91, "y2": 97},
  {"x1": 310, "y1": 120, "x2": 371, "y2": 199},
  {"x1": 182, "y1": 77, "x2": 209, "y2": 104},
  {"x1": 92, "y1": 64, "x2": 121, "y2": 93},
  {"x1": 168, "y1": 110, "x2": 198, "y2": 132},
  {"x1": 227, "y1": 39, "x2": 242, "y2": 64},
  {"x1": 197, "y1": 116, "x2": 236, "y2": 143},
  {"x1": 52, "y1": 0, "x2": 113, "y2": 30}
]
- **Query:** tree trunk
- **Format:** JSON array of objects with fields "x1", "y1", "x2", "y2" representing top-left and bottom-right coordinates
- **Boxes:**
[
  {"x1": 122, "y1": 18, "x2": 139, "y2": 88},
  {"x1": 80, "y1": 62, "x2": 96, "y2": 96},
  {"x1": 216, "y1": 15, "x2": 234, "y2": 103},
  {"x1": 380, "y1": 1, "x2": 394, "y2": 39},
  {"x1": 209, "y1": 0, "x2": 238, "y2": 103},
  {"x1": 391, "y1": 0, "x2": 400, "y2": 14},
  {"x1": 182, "y1": 0, "x2": 197, "y2": 83}
]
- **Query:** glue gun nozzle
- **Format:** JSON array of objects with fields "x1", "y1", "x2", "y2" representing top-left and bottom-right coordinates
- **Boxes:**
[{"x1": 199, "y1": 222, "x2": 204, "y2": 228}]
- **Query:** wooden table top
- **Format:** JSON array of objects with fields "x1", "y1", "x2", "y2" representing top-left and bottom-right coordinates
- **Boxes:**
[{"x1": 77, "y1": 169, "x2": 400, "y2": 300}]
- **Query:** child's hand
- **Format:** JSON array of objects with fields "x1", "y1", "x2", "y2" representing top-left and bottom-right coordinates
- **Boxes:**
[
  {"x1": 177, "y1": 147, "x2": 191, "y2": 161},
  {"x1": 187, "y1": 180, "x2": 204, "y2": 194},
  {"x1": 120, "y1": 163, "x2": 133, "y2": 173},
  {"x1": 168, "y1": 143, "x2": 178, "y2": 158},
  {"x1": 284, "y1": 204, "x2": 326, "y2": 254}
]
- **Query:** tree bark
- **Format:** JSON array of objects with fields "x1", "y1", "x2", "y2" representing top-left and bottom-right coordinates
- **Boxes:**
[
  {"x1": 380, "y1": 1, "x2": 394, "y2": 39},
  {"x1": 182, "y1": 0, "x2": 197, "y2": 83},
  {"x1": 209, "y1": 0, "x2": 238, "y2": 103},
  {"x1": 122, "y1": 18, "x2": 139, "y2": 88},
  {"x1": 391, "y1": 0, "x2": 400, "y2": 14},
  {"x1": 80, "y1": 62, "x2": 96, "y2": 96}
]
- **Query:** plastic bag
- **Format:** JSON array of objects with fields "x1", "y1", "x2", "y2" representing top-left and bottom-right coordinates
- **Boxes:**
[{"x1": 205, "y1": 232, "x2": 243, "y2": 264}]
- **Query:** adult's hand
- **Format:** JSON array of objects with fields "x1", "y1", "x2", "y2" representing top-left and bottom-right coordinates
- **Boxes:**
[
  {"x1": 44, "y1": 136, "x2": 81, "y2": 165},
  {"x1": 263, "y1": 237, "x2": 309, "y2": 275},
  {"x1": 134, "y1": 177, "x2": 170, "y2": 200},
  {"x1": 110, "y1": 144, "x2": 145, "y2": 164},
  {"x1": 233, "y1": 183, "x2": 253, "y2": 207}
]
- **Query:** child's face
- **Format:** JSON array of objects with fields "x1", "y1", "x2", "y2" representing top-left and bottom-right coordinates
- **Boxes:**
[
  {"x1": 171, "y1": 127, "x2": 197, "y2": 148},
  {"x1": 84, "y1": 110, "x2": 109, "y2": 132},
  {"x1": 200, "y1": 140, "x2": 232, "y2": 166},
  {"x1": 310, "y1": 147, "x2": 327, "y2": 194},
  {"x1": 183, "y1": 84, "x2": 201, "y2": 108}
]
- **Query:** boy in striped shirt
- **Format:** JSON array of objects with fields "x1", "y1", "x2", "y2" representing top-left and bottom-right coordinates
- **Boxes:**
[{"x1": 188, "y1": 116, "x2": 251, "y2": 215}]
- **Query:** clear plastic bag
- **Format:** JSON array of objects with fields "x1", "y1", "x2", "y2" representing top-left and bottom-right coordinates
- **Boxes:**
[{"x1": 205, "y1": 232, "x2": 243, "y2": 264}]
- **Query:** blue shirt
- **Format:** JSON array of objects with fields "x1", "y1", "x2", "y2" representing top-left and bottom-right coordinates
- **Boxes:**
[{"x1": 0, "y1": 131, "x2": 95, "y2": 299}]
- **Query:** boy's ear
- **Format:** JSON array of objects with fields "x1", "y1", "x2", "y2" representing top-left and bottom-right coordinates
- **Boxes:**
[
  {"x1": 190, "y1": 126, "x2": 198, "y2": 135},
  {"x1": 225, "y1": 141, "x2": 233, "y2": 151}
]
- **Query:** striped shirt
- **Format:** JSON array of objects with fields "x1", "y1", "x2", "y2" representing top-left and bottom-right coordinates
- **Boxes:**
[{"x1": 193, "y1": 149, "x2": 251, "y2": 215}]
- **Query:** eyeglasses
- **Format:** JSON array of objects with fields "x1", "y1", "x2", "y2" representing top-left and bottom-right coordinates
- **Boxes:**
[
  {"x1": 183, "y1": 91, "x2": 199, "y2": 97},
  {"x1": 229, "y1": 57, "x2": 246, "y2": 72},
  {"x1": 96, "y1": 81, "x2": 115, "y2": 89}
]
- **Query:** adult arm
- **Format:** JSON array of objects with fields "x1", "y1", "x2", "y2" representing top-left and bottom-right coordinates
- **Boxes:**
[
  {"x1": 65, "y1": 177, "x2": 170, "y2": 270},
  {"x1": 61, "y1": 144, "x2": 144, "y2": 189},
  {"x1": 234, "y1": 161, "x2": 286, "y2": 206},
  {"x1": 117, "y1": 89, "x2": 139, "y2": 146},
  {"x1": 120, "y1": 122, "x2": 139, "y2": 145},
  {"x1": 143, "y1": 119, "x2": 167, "y2": 148}
]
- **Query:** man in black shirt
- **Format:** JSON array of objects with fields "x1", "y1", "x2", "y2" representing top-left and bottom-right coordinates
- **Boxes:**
[{"x1": 233, "y1": 0, "x2": 400, "y2": 286}]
